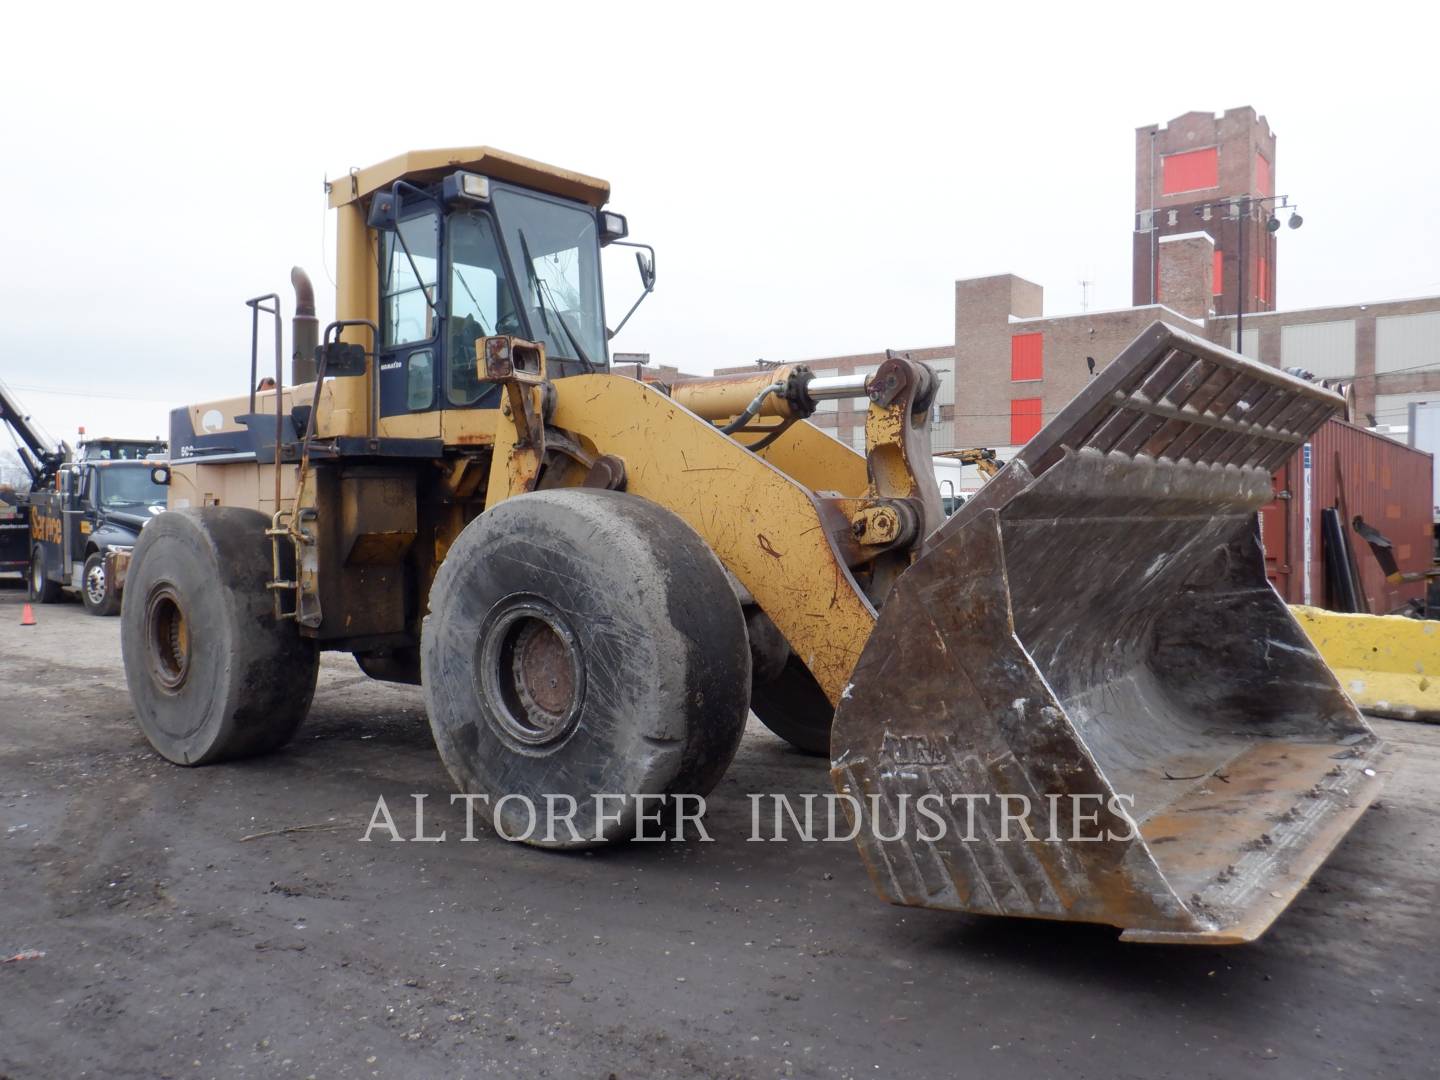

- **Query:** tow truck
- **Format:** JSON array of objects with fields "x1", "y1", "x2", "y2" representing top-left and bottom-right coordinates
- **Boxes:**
[
  {"x1": 1, "y1": 378, "x2": 69, "y2": 577},
  {"x1": 3, "y1": 378, "x2": 167, "y2": 612},
  {"x1": 27, "y1": 454, "x2": 168, "y2": 614}
]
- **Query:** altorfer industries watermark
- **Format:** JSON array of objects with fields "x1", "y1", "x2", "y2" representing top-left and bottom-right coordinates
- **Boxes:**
[{"x1": 359, "y1": 792, "x2": 1140, "y2": 845}]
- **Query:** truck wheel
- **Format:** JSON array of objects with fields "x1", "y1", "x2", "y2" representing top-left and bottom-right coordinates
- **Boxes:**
[
  {"x1": 422, "y1": 489, "x2": 750, "y2": 847},
  {"x1": 121, "y1": 508, "x2": 319, "y2": 765},
  {"x1": 28, "y1": 548, "x2": 61, "y2": 604},
  {"x1": 82, "y1": 551, "x2": 121, "y2": 616},
  {"x1": 751, "y1": 656, "x2": 834, "y2": 756}
]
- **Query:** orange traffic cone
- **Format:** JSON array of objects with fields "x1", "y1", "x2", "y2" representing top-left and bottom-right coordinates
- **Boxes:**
[{"x1": 20, "y1": 603, "x2": 36, "y2": 626}]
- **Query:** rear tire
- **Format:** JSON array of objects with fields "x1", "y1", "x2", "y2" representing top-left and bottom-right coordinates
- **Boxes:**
[
  {"x1": 422, "y1": 489, "x2": 750, "y2": 847},
  {"x1": 28, "y1": 548, "x2": 61, "y2": 604},
  {"x1": 82, "y1": 551, "x2": 121, "y2": 616},
  {"x1": 121, "y1": 508, "x2": 319, "y2": 765},
  {"x1": 750, "y1": 656, "x2": 834, "y2": 756}
]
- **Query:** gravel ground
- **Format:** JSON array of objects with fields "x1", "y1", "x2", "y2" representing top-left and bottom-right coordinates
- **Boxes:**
[{"x1": 1, "y1": 577, "x2": 1437, "y2": 1080}]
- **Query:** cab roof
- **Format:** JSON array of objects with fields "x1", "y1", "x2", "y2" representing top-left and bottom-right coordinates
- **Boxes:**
[{"x1": 327, "y1": 147, "x2": 610, "y2": 210}]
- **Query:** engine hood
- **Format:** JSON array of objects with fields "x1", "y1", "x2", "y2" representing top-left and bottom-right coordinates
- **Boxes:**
[{"x1": 103, "y1": 509, "x2": 158, "y2": 535}]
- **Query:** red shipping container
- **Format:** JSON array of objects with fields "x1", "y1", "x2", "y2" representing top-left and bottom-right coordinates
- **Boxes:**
[{"x1": 1259, "y1": 418, "x2": 1433, "y2": 614}]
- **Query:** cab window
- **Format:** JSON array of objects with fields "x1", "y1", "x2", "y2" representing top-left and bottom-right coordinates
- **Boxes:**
[
  {"x1": 382, "y1": 212, "x2": 439, "y2": 347},
  {"x1": 446, "y1": 211, "x2": 516, "y2": 405}
]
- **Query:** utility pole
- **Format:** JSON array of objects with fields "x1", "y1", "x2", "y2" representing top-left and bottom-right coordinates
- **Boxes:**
[
  {"x1": 1236, "y1": 197, "x2": 1248, "y2": 353},
  {"x1": 1192, "y1": 194, "x2": 1303, "y2": 358}
]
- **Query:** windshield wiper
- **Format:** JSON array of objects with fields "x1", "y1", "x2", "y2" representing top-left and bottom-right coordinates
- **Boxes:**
[{"x1": 517, "y1": 229, "x2": 595, "y2": 375}]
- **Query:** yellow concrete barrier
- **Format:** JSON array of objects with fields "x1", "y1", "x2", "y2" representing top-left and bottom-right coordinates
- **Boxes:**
[{"x1": 1291, "y1": 605, "x2": 1440, "y2": 721}]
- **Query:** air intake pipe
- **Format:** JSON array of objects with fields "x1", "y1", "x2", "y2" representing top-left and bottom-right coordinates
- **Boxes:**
[{"x1": 290, "y1": 266, "x2": 319, "y2": 385}]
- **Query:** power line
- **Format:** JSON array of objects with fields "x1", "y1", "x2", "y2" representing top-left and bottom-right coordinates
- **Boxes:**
[{"x1": 7, "y1": 382, "x2": 176, "y2": 403}]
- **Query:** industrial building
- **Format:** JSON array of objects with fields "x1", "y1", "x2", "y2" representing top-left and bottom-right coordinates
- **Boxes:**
[{"x1": 717, "y1": 106, "x2": 1440, "y2": 497}]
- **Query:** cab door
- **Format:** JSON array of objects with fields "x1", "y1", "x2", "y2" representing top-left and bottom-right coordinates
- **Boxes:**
[
  {"x1": 60, "y1": 465, "x2": 88, "y2": 580},
  {"x1": 375, "y1": 208, "x2": 443, "y2": 440}
]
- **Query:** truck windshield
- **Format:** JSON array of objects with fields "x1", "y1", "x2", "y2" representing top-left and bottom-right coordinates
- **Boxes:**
[
  {"x1": 491, "y1": 187, "x2": 606, "y2": 370},
  {"x1": 98, "y1": 467, "x2": 166, "y2": 509}
]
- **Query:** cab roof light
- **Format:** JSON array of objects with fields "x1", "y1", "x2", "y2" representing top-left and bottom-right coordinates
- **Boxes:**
[
  {"x1": 442, "y1": 171, "x2": 491, "y2": 204},
  {"x1": 600, "y1": 211, "x2": 628, "y2": 245}
]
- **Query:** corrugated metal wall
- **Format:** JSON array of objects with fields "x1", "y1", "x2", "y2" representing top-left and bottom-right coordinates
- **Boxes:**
[
  {"x1": 1261, "y1": 419, "x2": 1433, "y2": 613},
  {"x1": 1376, "y1": 311, "x2": 1440, "y2": 373},
  {"x1": 1280, "y1": 320, "x2": 1356, "y2": 380}
]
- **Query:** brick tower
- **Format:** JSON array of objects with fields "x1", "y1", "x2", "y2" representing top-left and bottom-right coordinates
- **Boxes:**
[{"x1": 1133, "y1": 107, "x2": 1278, "y2": 316}]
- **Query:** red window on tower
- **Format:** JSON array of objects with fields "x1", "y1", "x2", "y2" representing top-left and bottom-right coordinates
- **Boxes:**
[
  {"x1": 1255, "y1": 153, "x2": 1273, "y2": 196},
  {"x1": 1257, "y1": 256, "x2": 1269, "y2": 304},
  {"x1": 1161, "y1": 147, "x2": 1218, "y2": 194},
  {"x1": 1213, "y1": 249, "x2": 1223, "y2": 294},
  {"x1": 1011, "y1": 333, "x2": 1043, "y2": 381},
  {"x1": 1011, "y1": 398, "x2": 1043, "y2": 444}
]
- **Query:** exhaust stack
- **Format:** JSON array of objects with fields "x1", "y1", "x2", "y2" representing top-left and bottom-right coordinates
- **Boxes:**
[{"x1": 290, "y1": 266, "x2": 319, "y2": 385}]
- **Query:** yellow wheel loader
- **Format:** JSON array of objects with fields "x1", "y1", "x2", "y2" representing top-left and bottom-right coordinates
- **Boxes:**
[{"x1": 120, "y1": 147, "x2": 1385, "y2": 944}]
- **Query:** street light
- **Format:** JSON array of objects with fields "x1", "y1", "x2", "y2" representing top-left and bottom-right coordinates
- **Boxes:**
[{"x1": 1193, "y1": 194, "x2": 1303, "y2": 353}]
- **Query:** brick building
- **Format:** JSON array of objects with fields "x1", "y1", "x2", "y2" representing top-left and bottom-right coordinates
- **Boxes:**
[
  {"x1": 1210, "y1": 300, "x2": 1440, "y2": 429},
  {"x1": 947, "y1": 278, "x2": 1435, "y2": 446},
  {"x1": 1133, "y1": 107, "x2": 1279, "y2": 316},
  {"x1": 710, "y1": 107, "x2": 1440, "y2": 491},
  {"x1": 611, "y1": 352, "x2": 703, "y2": 384}
]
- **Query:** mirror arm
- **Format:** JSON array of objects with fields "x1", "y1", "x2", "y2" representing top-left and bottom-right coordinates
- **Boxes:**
[{"x1": 604, "y1": 241, "x2": 656, "y2": 341}]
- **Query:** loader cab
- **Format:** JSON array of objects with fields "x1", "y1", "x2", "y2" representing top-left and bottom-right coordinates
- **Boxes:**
[{"x1": 370, "y1": 172, "x2": 614, "y2": 423}]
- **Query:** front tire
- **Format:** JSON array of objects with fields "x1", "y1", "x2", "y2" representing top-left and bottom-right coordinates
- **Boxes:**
[
  {"x1": 82, "y1": 551, "x2": 121, "y2": 616},
  {"x1": 422, "y1": 489, "x2": 751, "y2": 847},
  {"x1": 121, "y1": 508, "x2": 319, "y2": 765}
]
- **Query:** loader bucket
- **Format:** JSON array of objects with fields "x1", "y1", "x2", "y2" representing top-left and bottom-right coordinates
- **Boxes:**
[{"x1": 831, "y1": 323, "x2": 1387, "y2": 943}]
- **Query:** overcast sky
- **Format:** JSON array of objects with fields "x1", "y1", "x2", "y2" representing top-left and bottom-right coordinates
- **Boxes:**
[{"x1": 3, "y1": 0, "x2": 1437, "y2": 446}]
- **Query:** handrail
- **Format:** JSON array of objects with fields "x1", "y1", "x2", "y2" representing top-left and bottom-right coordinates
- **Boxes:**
[{"x1": 245, "y1": 293, "x2": 283, "y2": 513}]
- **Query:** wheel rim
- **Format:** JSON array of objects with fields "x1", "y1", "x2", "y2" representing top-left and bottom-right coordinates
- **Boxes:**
[
  {"x1": 145, "y1": 587, "x2": 191, "y2": 692},
  {"x1": 85, "y1": 561, "x2": 107, "y2": 606},
  {"x1": 476, "y1": 596, "x2": 585, "y2": 750},
  {"x1": 31, "y1": 553, "x2": 43, "y2": 594}
]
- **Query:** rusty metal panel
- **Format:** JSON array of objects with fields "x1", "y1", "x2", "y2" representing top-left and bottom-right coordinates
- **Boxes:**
[
  {"x1": 1267, "y1": 420, "x2": 1432, "y2": 613},
  {"x1": 1257, "y1": 462, "x2": 1294, "y2": 597}
]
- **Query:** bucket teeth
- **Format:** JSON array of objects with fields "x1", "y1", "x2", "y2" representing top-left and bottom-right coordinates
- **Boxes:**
[{"x1": 831, "y1": 323, "x2": 1385, "y2": 942}]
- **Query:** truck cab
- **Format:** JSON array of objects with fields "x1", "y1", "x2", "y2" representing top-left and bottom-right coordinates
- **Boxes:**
[
  {"x1": 28, "y1": 458, "x2": 168, "y2": 614},
  {"x1": 168, "y1": 147, "x2": 642, "y2": 466}
]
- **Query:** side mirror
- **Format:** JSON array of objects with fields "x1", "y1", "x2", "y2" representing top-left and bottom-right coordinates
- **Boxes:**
[
  {"x1": 317, "y1": 341, "x2": 368, "y2": 377},
  {"x1": 636, "y1": 250, "x2": 656, "y2": 292},
  {"x1": 151, "y1": 465, "x2": 171, "y2": 486},
  {"x1": 605, "y1": 241, "x2": 657, "y2": 341},
  {"x1": 366, "y1": 187, "x2": 400, "y2": 231}
]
